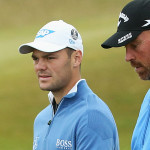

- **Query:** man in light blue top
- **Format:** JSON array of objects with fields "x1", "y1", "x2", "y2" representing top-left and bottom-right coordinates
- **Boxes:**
[
  {"x1": 101, "y1": 0, "x2": 150, "y2": 149},
  {"x1": 19, "y1": 20, "x2": 119, "y2": 150}
]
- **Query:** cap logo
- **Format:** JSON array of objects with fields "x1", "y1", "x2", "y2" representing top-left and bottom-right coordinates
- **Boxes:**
[
  {"x1": 69, "y1": 39, "x2": 75, "y2": 44},
  {"x1": 118, "y1": 12, "x2": 129, "y2": 27},
  {"x1": 71, "y1": 29, "x2": 78, "y2": 40},
  {"x1": 142, "y1": 20, "x2": 150, "y2": 27},
  {"x1": 118, "y1": 32, "x2": 132, "y2": 44},
  {"x1": 36, "y1": 29, "x2": 55, "y2": 38}
]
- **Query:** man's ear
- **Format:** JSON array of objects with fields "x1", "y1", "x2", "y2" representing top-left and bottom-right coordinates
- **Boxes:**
[{"x1": 72, "y1": 50, "x2": 82, "y2": 67}]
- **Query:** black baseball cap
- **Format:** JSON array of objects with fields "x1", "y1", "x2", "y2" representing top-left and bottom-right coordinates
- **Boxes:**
[{"x1": 101, "y1": 0, "x2": 150, "y2": 49}]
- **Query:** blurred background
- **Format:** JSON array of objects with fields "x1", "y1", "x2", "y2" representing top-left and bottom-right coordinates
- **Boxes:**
[{"x1": 0, "y1": 0, "x2": 149, "y2": 149}]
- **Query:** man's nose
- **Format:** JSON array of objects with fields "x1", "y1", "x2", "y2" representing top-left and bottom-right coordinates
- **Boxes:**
[
  {"x1": 125, "y1": 47, "x2": 135, "y2": 62},
  {"x1": 36, "y1": 59, "x2": 47, "y2": 71}
]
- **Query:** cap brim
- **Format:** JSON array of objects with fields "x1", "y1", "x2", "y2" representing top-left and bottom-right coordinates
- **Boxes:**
[
  {"x1": 101, "y1": 31, "x2": 142, "y2": 49},
  {"x1": 19, "y1": 41, "x2": 67, "y2": 54}
]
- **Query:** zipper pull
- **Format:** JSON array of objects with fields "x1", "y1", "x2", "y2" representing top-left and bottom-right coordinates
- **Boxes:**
[{"x1": 48, "y1": 120, "x2": 51, "y2": 125}]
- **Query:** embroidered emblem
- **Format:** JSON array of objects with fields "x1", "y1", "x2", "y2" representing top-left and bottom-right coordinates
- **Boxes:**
[
  {"x1": 71, "y1": 29, "x2": 78, "y2": 40},
  {"x1": 33, "y1": 137, "x2": 39, "y2": 150},
  {"x1": 118, "y1": 12, "x2": 129, "y2": 27},
  {"x1": 56, "y1": 139, "x2": 72, "y2": 149}
]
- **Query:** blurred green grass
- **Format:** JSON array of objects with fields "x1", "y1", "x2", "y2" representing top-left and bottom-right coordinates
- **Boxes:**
[{"x1": 0, "y1": 0, "x2": 150, "y2": 149}]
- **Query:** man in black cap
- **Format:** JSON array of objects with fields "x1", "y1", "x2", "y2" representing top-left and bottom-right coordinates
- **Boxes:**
[{"x1": 101, "y1": 0, "x2": 150, "y2": 149}]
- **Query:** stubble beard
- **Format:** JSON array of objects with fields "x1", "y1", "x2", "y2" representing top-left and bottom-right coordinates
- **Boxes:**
[
  {"x1": 139, "y1": 67, "x2": 150, "y2": 80},
  {"x1": 39, "y1": 75, "x2": 72, "y2": 93},
  {"x1": 130, "y1": 61, "x2": 150, "y2": 80}
]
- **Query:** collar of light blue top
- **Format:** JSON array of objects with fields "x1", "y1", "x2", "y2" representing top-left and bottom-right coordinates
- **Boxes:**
[{"x1": 48, "y1": 79, "x2": 85, "y2": 104}]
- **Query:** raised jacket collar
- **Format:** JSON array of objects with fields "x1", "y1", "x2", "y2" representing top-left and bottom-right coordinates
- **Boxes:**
[{"x1": 48, "y1": 79, "x2": 85, "y2": 104}]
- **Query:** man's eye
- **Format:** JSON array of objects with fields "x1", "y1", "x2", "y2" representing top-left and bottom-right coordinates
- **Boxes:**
[
  {"x1": 32, "y1": 57, "x2": 38, "y2": 61},
  {"x1": 47, "y1": 57, "x2": 55, "y2": 60},
  {"x1": 131, "y1": 44, "x2": 137, "y2": 49}
]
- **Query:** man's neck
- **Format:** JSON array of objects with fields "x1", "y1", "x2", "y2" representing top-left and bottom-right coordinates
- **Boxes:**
[{"x1": 53, "y1": 78, "x2": 81, "y2": 104}]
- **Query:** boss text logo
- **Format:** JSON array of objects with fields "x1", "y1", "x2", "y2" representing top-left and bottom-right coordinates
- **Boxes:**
[{"x1": 56, "y1": 139, "x2": 72, "y2": 149}]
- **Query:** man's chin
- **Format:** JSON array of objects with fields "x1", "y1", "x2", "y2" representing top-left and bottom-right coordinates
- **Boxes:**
[
  {"x1": 39, "y1": 86, "x2": 51, "y2": 91},
  {"x1": 138, "y1": 73, "x2": 150, "y2": 80}
]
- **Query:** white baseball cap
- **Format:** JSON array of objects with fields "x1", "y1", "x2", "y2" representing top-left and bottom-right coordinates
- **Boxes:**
[{"x1": 19, "y1": 20, "x2": 83, "y2": 55}]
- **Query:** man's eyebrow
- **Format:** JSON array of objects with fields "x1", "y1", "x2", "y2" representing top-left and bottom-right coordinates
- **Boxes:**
[
  {"x1": 131, "y1": 38, "x2": 141, "y2": 44},
  {"x1": 31, "y1": 54, "x2": 36, "y2": 59},
  {"x1": 31, "y1": 53, "x2": 55, "y2": 59},
  {"x1": 43, "y1": 53, "x2": 55, "y2": 58}
]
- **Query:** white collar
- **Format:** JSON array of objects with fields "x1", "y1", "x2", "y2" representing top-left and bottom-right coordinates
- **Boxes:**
[{"x1": 48, "y1": 79, "x2": 85, "y2": 104}]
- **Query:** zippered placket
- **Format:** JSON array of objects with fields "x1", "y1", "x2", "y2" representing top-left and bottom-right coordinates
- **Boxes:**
[{"x1": 44, "y1": 98, "x2": 65, "y2": 140}]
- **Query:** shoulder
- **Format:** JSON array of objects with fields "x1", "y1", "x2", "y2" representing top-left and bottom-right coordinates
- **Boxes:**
[
  {"x1": 77, "y1": 93, "x2": 117, "y2": 140},
  {"x1": 85, "y1": 93, "x2": 113, "y2": 118}
]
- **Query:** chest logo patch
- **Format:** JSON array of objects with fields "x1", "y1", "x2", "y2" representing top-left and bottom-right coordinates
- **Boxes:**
[{"x1": 56, "y1": 139, "x2": 72, "y2": 149}]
